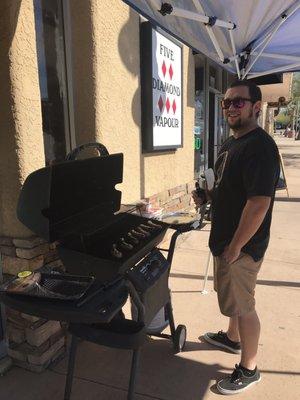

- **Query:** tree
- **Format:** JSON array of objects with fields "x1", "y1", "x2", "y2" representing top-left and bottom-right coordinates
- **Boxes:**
[
  {"x1": 286, "y1": 72, "x2": 300, "y2": 138},
  {"x1": 275, "y1": 111, "x2": 290, "y2": 127},
  {"x1": 292, "y1": 72, "x2": 300, "y2": 98}
]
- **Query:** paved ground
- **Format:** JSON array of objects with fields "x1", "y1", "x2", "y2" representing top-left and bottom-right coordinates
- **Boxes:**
[{"x1": 0, "y1": 135, "x2": 299, "y2": 400}]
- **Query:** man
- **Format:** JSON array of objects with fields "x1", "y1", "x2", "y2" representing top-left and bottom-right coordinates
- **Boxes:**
[{"x1": 193, "y1": 80, "x2": 280, "y2": 395}]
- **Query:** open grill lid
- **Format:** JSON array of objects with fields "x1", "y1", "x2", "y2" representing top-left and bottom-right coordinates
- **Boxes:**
[{"x1": 17, "y1": 153, "x2": 123, "y2": 242}]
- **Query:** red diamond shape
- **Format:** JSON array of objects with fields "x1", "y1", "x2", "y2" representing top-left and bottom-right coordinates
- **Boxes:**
[
  {"x1": 165, "y1": 97, "x2": 170, "y2": 113},
  {"x1": 172, "y1": 99, "x2": 177, "y2": 114},
  {"x1": 169, "y1": 64, "x2": 173, "y2": 80},
  {"x1": 162, "y1": 60, "x2": 167, "y2": 77},
  {"x1": 158, "y1": 96, "x2": 164, "y2": 113}
]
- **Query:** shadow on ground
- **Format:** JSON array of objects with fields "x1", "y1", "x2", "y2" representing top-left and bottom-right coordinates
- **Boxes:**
[{"x1": 170, "y1": 272, "x2": 300, "y2": 288}]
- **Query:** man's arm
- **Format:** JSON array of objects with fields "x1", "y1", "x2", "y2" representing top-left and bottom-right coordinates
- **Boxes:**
[{"x1": 222, "y1": 196, "x2": 271, "y2": 264}]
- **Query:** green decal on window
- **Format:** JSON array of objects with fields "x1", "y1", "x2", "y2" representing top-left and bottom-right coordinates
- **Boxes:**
[{"x1": 194, "y1": 137, "x2": 202, "y2": 150}]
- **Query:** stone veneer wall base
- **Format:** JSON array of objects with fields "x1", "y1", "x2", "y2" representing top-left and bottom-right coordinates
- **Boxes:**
[
  {"x1": 0, "y1": 236, "x2": 66, "y2": 372},
  {"x1": 0, "y1": 356, "x2": 13, "y2": 375}
]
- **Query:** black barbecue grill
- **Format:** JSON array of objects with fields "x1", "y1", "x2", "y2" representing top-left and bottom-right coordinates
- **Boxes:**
[{"x1": 0, "y1": 143, "x2": 205, "y2": 400}]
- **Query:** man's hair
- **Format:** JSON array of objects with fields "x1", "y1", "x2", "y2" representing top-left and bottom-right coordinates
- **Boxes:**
[{"x1": 229, "y1": 80, "x2": 262, "y2": 103}]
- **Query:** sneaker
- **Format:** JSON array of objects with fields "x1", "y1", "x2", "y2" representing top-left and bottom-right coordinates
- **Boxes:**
[
  {"x1": 217, "y1": 364, "x2": 261, "y2": 395},
  {"x1": 203, "y1": 330, "x2": 241, "y2": 354}
]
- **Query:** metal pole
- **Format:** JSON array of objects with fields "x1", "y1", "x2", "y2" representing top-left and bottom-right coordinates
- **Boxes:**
[
  {"x1": 205, "y1": 25, "x2": 225, "y2": 62},
  {"x1": 200, "y1": 251, "x2": 212, "y2": 295},
  {"x1": 242, "y1": 18, "x2": 287, "y2": 79},
  {"x1": 247, "y1": 61, "x2": 300, "y2": 79},
  {"x1": 257, "y1": 52, "x2": 300, "y2": 62},
  {"x1": 127, "y1": 349, "x2": 141, "y2": 400},
  {"x1": 166, "y1": 5, "x2": 235, "y2": 29},
  {"x1": 227, "y1": 48, "x2": 300, "y2": 67},
  {"x1": 252, "y1": 0, "x2": 300, "y2": 53},
  {"x1": 295, "y1": 100, "x2": 300, "y2": 140},
  {"x1": 191, "y1": 0, "x2": 226, "y2": 63},
  {"x1": 64, "y1": 335, "x2": 78, "y2": 400},
  {"x1": 228, "y1": 29, "x2": 241, "y2": 78},
  {"x1": 243, "y1": 1, "x2": 300, "y2": 78},
  {"x1": 294, "y1": 100, "x2": 299, "y2": 140}
]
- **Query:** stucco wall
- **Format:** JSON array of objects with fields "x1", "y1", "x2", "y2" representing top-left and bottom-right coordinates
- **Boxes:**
[
  {"x1": 71, "y1": 0, "x2": 195, "y2": 203},
  {"x1": 260, "y1": 73, "x2": 292, "y2": 103},
  {"x1": 0, "y1": 0, "x2": 45, "y2": 238},
  {"x1": 69, "y1": 0, "x2": 98, "y2": 146}
]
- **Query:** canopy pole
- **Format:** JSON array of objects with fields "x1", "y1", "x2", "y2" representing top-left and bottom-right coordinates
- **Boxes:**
[
  {"x1": 157, "y1": 3, "x2": 235, "y2": 30},
  {"x1": 191, "y1": 0, "x2": 206, "y2": 14},
  {"x1": 150, "y1": 1, "x2": 237, "y2": 64},
  {"x1": 227, "y1": 50, "x2": 300, "y2": 66},
  {"x1": 157, "y1": 2, "x2": 236, "y2": 63},
  {"x1": 242, "y1": 18, "x2": 287, "y2": 78},
  {"x1": 242, "y1": 1, "x2": 300, "y2": 78},
  {"x1": 252, "y1": 31, "x2": 274, "y2": 53},
  {"x1": 190, "y1": 0, "x2": 225, "y2": 63},
  {"x1": 148, "y1": 0, "x2": 161, "y2": 10},
  {"x1": 192, "y1": 0, "x2": 240, "y2": 70},
  {"x1": 248, "y1": 61, "x2": 300, "y2": 79},
  {"x1": 258, "y1": 52, "x2": 300, "y2": 62},
  {"x1": 204, "y1": 24, "x2": 225, "y2": 62},
  {"x1": 252, "y1": 0, "x2": 300, "y2": 53},
  {"x1": 228, "y1": 29, "x2": 240, "y2": 79}
]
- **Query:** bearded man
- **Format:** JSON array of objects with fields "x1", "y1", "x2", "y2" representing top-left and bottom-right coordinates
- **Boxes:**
[{"x1": 193, "y1": 80, "x2": 280, "y2": 395}]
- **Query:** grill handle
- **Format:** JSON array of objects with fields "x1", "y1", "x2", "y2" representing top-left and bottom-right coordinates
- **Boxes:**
[
  {"x1": 125, "y1": 280, "x2": 145, "y2": 324},
  {"x1": 66, "y1": 142, "x2": 109, "y2": 161}
]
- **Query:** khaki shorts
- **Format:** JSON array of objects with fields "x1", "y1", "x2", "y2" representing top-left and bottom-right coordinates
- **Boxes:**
[{"x1": 213, "y1": 252, "x2": 263, "y2": 317}]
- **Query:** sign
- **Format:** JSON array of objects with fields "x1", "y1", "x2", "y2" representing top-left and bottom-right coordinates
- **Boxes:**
[{"x1": 141, "y1": 22, "x2": 183, "y2": 152}]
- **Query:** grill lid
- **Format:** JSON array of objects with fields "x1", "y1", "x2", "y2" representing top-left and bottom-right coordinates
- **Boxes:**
[{"x1": 17, "y1": 153, "x2": 123, "y2": 242}]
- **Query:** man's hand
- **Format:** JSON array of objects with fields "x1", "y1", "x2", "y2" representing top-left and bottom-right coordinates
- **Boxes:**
[
  {"x1": 222, "y1": 244, "x2": 241, "y2": 264},
  {"x1": 221, "y1": 196, "x2": 271, "y2": 264},
  {"x1": 192, "y1": 190, "x2": 204, "y2": 209}
]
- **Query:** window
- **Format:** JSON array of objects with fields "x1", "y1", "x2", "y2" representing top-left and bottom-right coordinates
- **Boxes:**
[{"x1": 34, "y1": 0, "x2": 70, "y2": 165}]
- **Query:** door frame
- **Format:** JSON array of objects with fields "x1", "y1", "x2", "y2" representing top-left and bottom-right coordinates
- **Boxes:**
[{"x1": 214, "y1": 93, "x2": 224, "y2": 162}]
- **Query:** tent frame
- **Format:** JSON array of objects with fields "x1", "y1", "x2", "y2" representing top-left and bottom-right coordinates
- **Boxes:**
[{"x1": 146, "y1": 0, "x2": 300, "y2": 79}]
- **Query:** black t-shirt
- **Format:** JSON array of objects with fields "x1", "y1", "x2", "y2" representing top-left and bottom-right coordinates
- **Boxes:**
[{"x1": 209, "y1": 127, "x2": 280, "y2": 261}]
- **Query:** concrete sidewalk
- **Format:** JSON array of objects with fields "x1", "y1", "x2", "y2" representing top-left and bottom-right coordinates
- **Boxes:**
[{"x1": 0, "y1": 135, "x2": 299, "y2": 400}]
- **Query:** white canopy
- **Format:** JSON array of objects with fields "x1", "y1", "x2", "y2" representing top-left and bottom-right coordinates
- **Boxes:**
[{"x1": 122, "y1": 0, "x2": 300, "y2": 79}]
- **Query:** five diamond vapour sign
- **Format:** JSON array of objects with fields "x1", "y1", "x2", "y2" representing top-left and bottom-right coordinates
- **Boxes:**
[{"x1": 141, "y1": 23, "x2": 183, "y2": 152}]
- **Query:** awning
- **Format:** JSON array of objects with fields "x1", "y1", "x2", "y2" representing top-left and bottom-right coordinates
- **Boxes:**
[{"x1": 122, "y1": 0, "x2": 300, "y2": 79}]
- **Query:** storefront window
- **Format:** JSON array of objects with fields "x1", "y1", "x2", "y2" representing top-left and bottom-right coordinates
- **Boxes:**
[
  {"x1": 194, "y1": 61, "x2": 205, "y2": 177},
  {"x1": 34, "y1": 0, "x2": 69, "y2": 165}
]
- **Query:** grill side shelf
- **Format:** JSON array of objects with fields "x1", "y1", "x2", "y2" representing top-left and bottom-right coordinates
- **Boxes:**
[{"x1": 0, "y1": 280, "x2": 128, "y2": 324}]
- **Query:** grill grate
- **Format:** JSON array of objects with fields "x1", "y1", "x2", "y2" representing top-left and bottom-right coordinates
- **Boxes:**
[
  {"x1": 40, "y1": 277, "x2": 89, "y2": 297},
  {"x1": 2, "y1": 273, "x2": 95, "y2": 301}
]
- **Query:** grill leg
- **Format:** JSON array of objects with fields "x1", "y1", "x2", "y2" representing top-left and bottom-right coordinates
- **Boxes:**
[
  {"x1": 127, "y1": 349, "x2": 141, "y2": 400},
  {"x1": 64, "y1": 335, "x2": 78, "y2": 400},
  {"x1": 165, "y1": 302, "x2": 176, "y2": 340}
]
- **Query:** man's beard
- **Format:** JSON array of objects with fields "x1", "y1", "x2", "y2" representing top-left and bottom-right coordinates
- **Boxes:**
[
  {"x1": 228, "y1": 117, "x2": 242, "y2": 129},
  {"x1": 227, "y1": 109, "x2": 254, "y2": 130}
]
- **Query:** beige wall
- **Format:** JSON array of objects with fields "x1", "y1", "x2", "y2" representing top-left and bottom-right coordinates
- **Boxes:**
[
  {"x1": 0, "y1": 0, "x2": 195, "y2": 239},
  {"x1": 71, "y1": 0, "x2": 195, "y2": 203},
  {"x1": 70, "y1": 0, "x2": 98, "y2": 146},
  {"x1": 0, "y1": 0, "x2": 45, "y2": 238}
]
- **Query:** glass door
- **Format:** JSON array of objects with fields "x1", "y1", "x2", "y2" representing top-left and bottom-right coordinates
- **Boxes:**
[
  {"x1": 214, "y1": 94, "x2": 227, "y2": 162},
  {"x1": 194, "y1": 63, "x2": 206, "y2": 177}
]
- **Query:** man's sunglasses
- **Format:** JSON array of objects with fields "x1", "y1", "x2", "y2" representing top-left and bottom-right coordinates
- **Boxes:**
[{"x1": 221, "y1": 97, "x2": 254, "y2": 110}]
